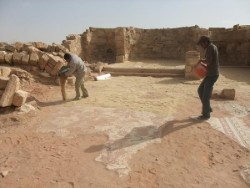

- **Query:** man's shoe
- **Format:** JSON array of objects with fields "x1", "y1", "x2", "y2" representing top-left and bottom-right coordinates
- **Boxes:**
[
  {"x1": 73, "y1": 97, "x2": 81, "y2": 101},
  {"x1": 82, "y1": 95, "x2": 88, "y2": 98},
  {"x1": 196, "y1": 115, "x2": 210, "y2": 120}
]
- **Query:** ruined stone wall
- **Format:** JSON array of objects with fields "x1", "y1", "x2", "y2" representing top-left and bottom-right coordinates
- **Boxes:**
[
  {"x1": 210, "y1": 25, "x2": 250, "y2": 66},
  {"x1": 125, "y1": 26, "x2": 208, "y2": 60},
  {"x1": 80, "y1": 27, "x2": 117, "y2": 63},
  {"x1": 62, "y1": 34, "x2": 82, "y2": 57},
  {"x1": 62, "y1": 25, "x2": 250, "y2": 66}
]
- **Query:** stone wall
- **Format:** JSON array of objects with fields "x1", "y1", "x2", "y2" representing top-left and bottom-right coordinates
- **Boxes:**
[
  {"x1": 126, "y1": 26, "x2": 208, "y2": 60},
  {"x1": 62, "y1": 25, "x2": 250, "y2": 66},
  {"x1": 0, "y1": 42, "x2": 68, "y2": 76},
  {"x1": 209, "y1": 25, "x2": 250, "y2": 66}
]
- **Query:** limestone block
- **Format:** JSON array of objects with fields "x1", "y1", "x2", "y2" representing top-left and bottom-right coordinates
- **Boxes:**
[
  {"x1": 0, "y1": 51, "x2": 6, "y2": 63},
  {"x1": 5, "y1": 45, "x2": 16, "y2": 52},
  {"x1": 22, "y1": 54, "x2": 30, "y2": 65},
  {"x1": 45, "y1": 64, "x2": 53, "y2": 74},
  {"x1": 220, "y1": 89, "x2": 235, "y2": 100},
  {"x1": 4, "y1": 53, "x2": 13, "y2": 64},
  {"x1": 29, "y1": 53, "x2": 39, "y2": 65},
  {"x1": 38, "y1": 54, "x2": 49, "y2": 70},
  {"x1": 51, "y1": 57, "x2": 66, "y2": 76},
  {"x1": 14, "y1": 42, "x2": 23, "y2": 51},
  {"x1": 47, "y1": 55, "x2": 59, "y2": 67},
  {"x1": 12, "y1": 90, "x2": 29, "y2": 107},
  {"x1": 47, "y1": 45, "x2": 56, "y2": 52},
  {"x1": 0, "y1": 67, "x2": 11, "y2": 77},
  {"x1": 0, "y1": 74, "x2": 20, "y2": 107},
  {"x1": 13, "y1": 52, "x2": 23, "y2": 64},
  {"x1": 0, "y1": 76, "x2": 9, "y2": 89},
  {"x1": 34, "y1": 42, "x2": 48, "y2": 51},
  {"x1": 27, "y1": 46, "x2": 39, "y2": 54}
]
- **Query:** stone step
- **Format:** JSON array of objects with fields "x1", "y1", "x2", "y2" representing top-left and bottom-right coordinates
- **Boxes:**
[
  {"x1": 103, "y1": 67, "x2": 184, "y2": 74},
  {"x1": 108, "y1": 72, "x2": 184, "y2": 77}
]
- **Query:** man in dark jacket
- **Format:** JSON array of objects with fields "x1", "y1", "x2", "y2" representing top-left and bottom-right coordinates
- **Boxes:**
[{"x1": 196, "y1": 36, "x2": 219, "y2": 120}]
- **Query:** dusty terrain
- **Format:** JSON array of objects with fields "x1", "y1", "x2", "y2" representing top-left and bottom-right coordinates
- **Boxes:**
[{"x1": 0, "y1": 60, "x2": 250, "y2": 188}]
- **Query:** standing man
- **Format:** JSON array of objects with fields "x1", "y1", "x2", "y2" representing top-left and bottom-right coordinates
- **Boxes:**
[
  {"x1": 63, "y1": 53, "x2": 89, "y2": 100},
  {"x1": 196, "y1": 36, "x2": 219, "y2": 120}
]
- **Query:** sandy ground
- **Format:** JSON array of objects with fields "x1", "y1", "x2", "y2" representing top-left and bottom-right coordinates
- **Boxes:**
[{"x1": 0, "y1": 60, "x2": 250, "y2": 188}]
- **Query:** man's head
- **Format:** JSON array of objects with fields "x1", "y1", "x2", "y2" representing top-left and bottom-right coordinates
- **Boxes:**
[
  {"x1": 197, "y1": 36, "x2": 211, "y2": 49},
  {"x1": 64, "y1": 53, "x2": 72, "y2": 62}
]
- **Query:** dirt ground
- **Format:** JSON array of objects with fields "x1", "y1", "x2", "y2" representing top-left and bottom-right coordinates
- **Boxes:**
[{"x1": 0, "y1": 60, "x2": 250, "y2": 188}]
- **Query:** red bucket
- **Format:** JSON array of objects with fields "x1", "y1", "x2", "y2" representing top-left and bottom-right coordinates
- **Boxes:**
[{"x1": 193, "y1": 61, "x2": 207, "y2": 79}]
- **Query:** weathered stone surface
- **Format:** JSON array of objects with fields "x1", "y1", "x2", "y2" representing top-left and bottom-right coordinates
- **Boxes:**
[
  {"x1": 4, "y1": 53, "x2": 13, "y2": 64},
  {"x1": 0, "y1": 51, "x2": 6, "y2": 64},
  {"x1": 27, "y1": 46, "x2": 39, "y2": 54},
  {"x1": 33, "y1": 42, "x2": 48, "y2": 51},
  {"x1": 14, "y1": 42, "x2": 23, "y2": 52},
  {"x1": 240, "y1": 164, "x2": 250, "y2": 186},
  {"x1": 13, "y1": 52, "x2": 23, "y2": 64},
  {"x1": 0, "y1": 66, "x2": 11, "y2": 77},
  {"x1": 51, "y1": 59, "x2": 65, "y2": 76},
  {"x1": 220, "y1": 89, "x2": 236, "y2": 100},
  {"x1": 22, "y1": 54, "x2": 30, "y2": 65},
  {"x1": 5, "y1": 44, "x2": 16, "y2": 52},
  {"x1": 29, "y1": 53, "x2": 39, "y2": 65},
  {"x1": 38, "y1": 54, "x2": 49, "y2": 70},
  {"x1": 0, "y1": 76, "x2": 9, "y2": 89},
  {"x1": 116, "y1": 55, "x2": 124, "y2": 63},
  {"x1": 0, "y1": 74, "x2": 20, "y2": 107},
  {"x1": 0, "y1": 89, "x2": 4, "y2": 96},
  {"x1": 12, "y1": 90, "x2": 29, "y2": 107}
]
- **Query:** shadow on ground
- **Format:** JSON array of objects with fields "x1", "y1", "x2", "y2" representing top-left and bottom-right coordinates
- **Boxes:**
[{"x1": 85, "y1": 118, "x2": 200, "y2": 153}]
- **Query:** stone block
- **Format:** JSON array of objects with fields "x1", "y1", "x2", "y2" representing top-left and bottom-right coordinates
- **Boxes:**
[
  {"x1": 0, "y1": 51, "x2": 6, "y2": 64},
  {"x1": 12, "y1": 90, "x2": 29, "y2": 107},
  {"x1": 14, "y1": 42, "x2": 23, "y2": 51},
  {"x1": 34, "y1": 42, "x2": 48, "y2": 51},
  {"x1": 220, "y1": 89, "x2": 235, "y2": 100},
  {"x1": 47, "y1": 55, "x2": 59, "y2": 67},
  {"x1": 38, "y1": 54, "x2": 49, "y2": 70},
  {"x1": 29, "y1": 53, "x2": 39, "y2": 65},
  {"x1": 0, "y1": 67, "x2": 11, "y2": 77},
  {"x1": 0, "y1": 76, "x2": 9, "y2": 89},
  {"x1": 51, "y1": 57, "x2": 65, "y2": 76},
  {"x1": 45, "y1": 64, "x2": 53, "y2": 74},
  {"x1": 4, "y1": 53, "x2": 13, "y2": 64},
  {"x1": 22, "y1": 54, "x2": 30, "y2": 65},
  {"x1": 5, "y1": 45, "x2": 16, "y2": 52},
  {"x1": 13, "y1": 52, "x2": 23, "y2": 64},
  {"x1": 0, "y1": 74, "x2": 20, "y2": 107}
]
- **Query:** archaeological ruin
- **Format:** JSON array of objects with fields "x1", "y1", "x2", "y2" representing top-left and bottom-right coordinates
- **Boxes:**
[{"x1": 0, "y1": 24, "x2": 249, "y2": 107}]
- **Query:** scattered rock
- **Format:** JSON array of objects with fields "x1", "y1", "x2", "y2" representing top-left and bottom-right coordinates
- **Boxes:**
[
  {"x1": 240, "y1": 164, "x2": 250, "y2": 185},
  {"x1": 1, "y1": 171, "x2": 9, "y2": 177}
]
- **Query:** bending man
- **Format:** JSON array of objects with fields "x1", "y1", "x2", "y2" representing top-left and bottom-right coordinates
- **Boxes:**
[{"x1": 63, "y1": 53, "x2": 89, "y2": 100}]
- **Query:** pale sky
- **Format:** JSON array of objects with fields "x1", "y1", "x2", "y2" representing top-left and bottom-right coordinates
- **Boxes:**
[{"x1": 0, "y1": 0, "x2": 249, "y2": 44}]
